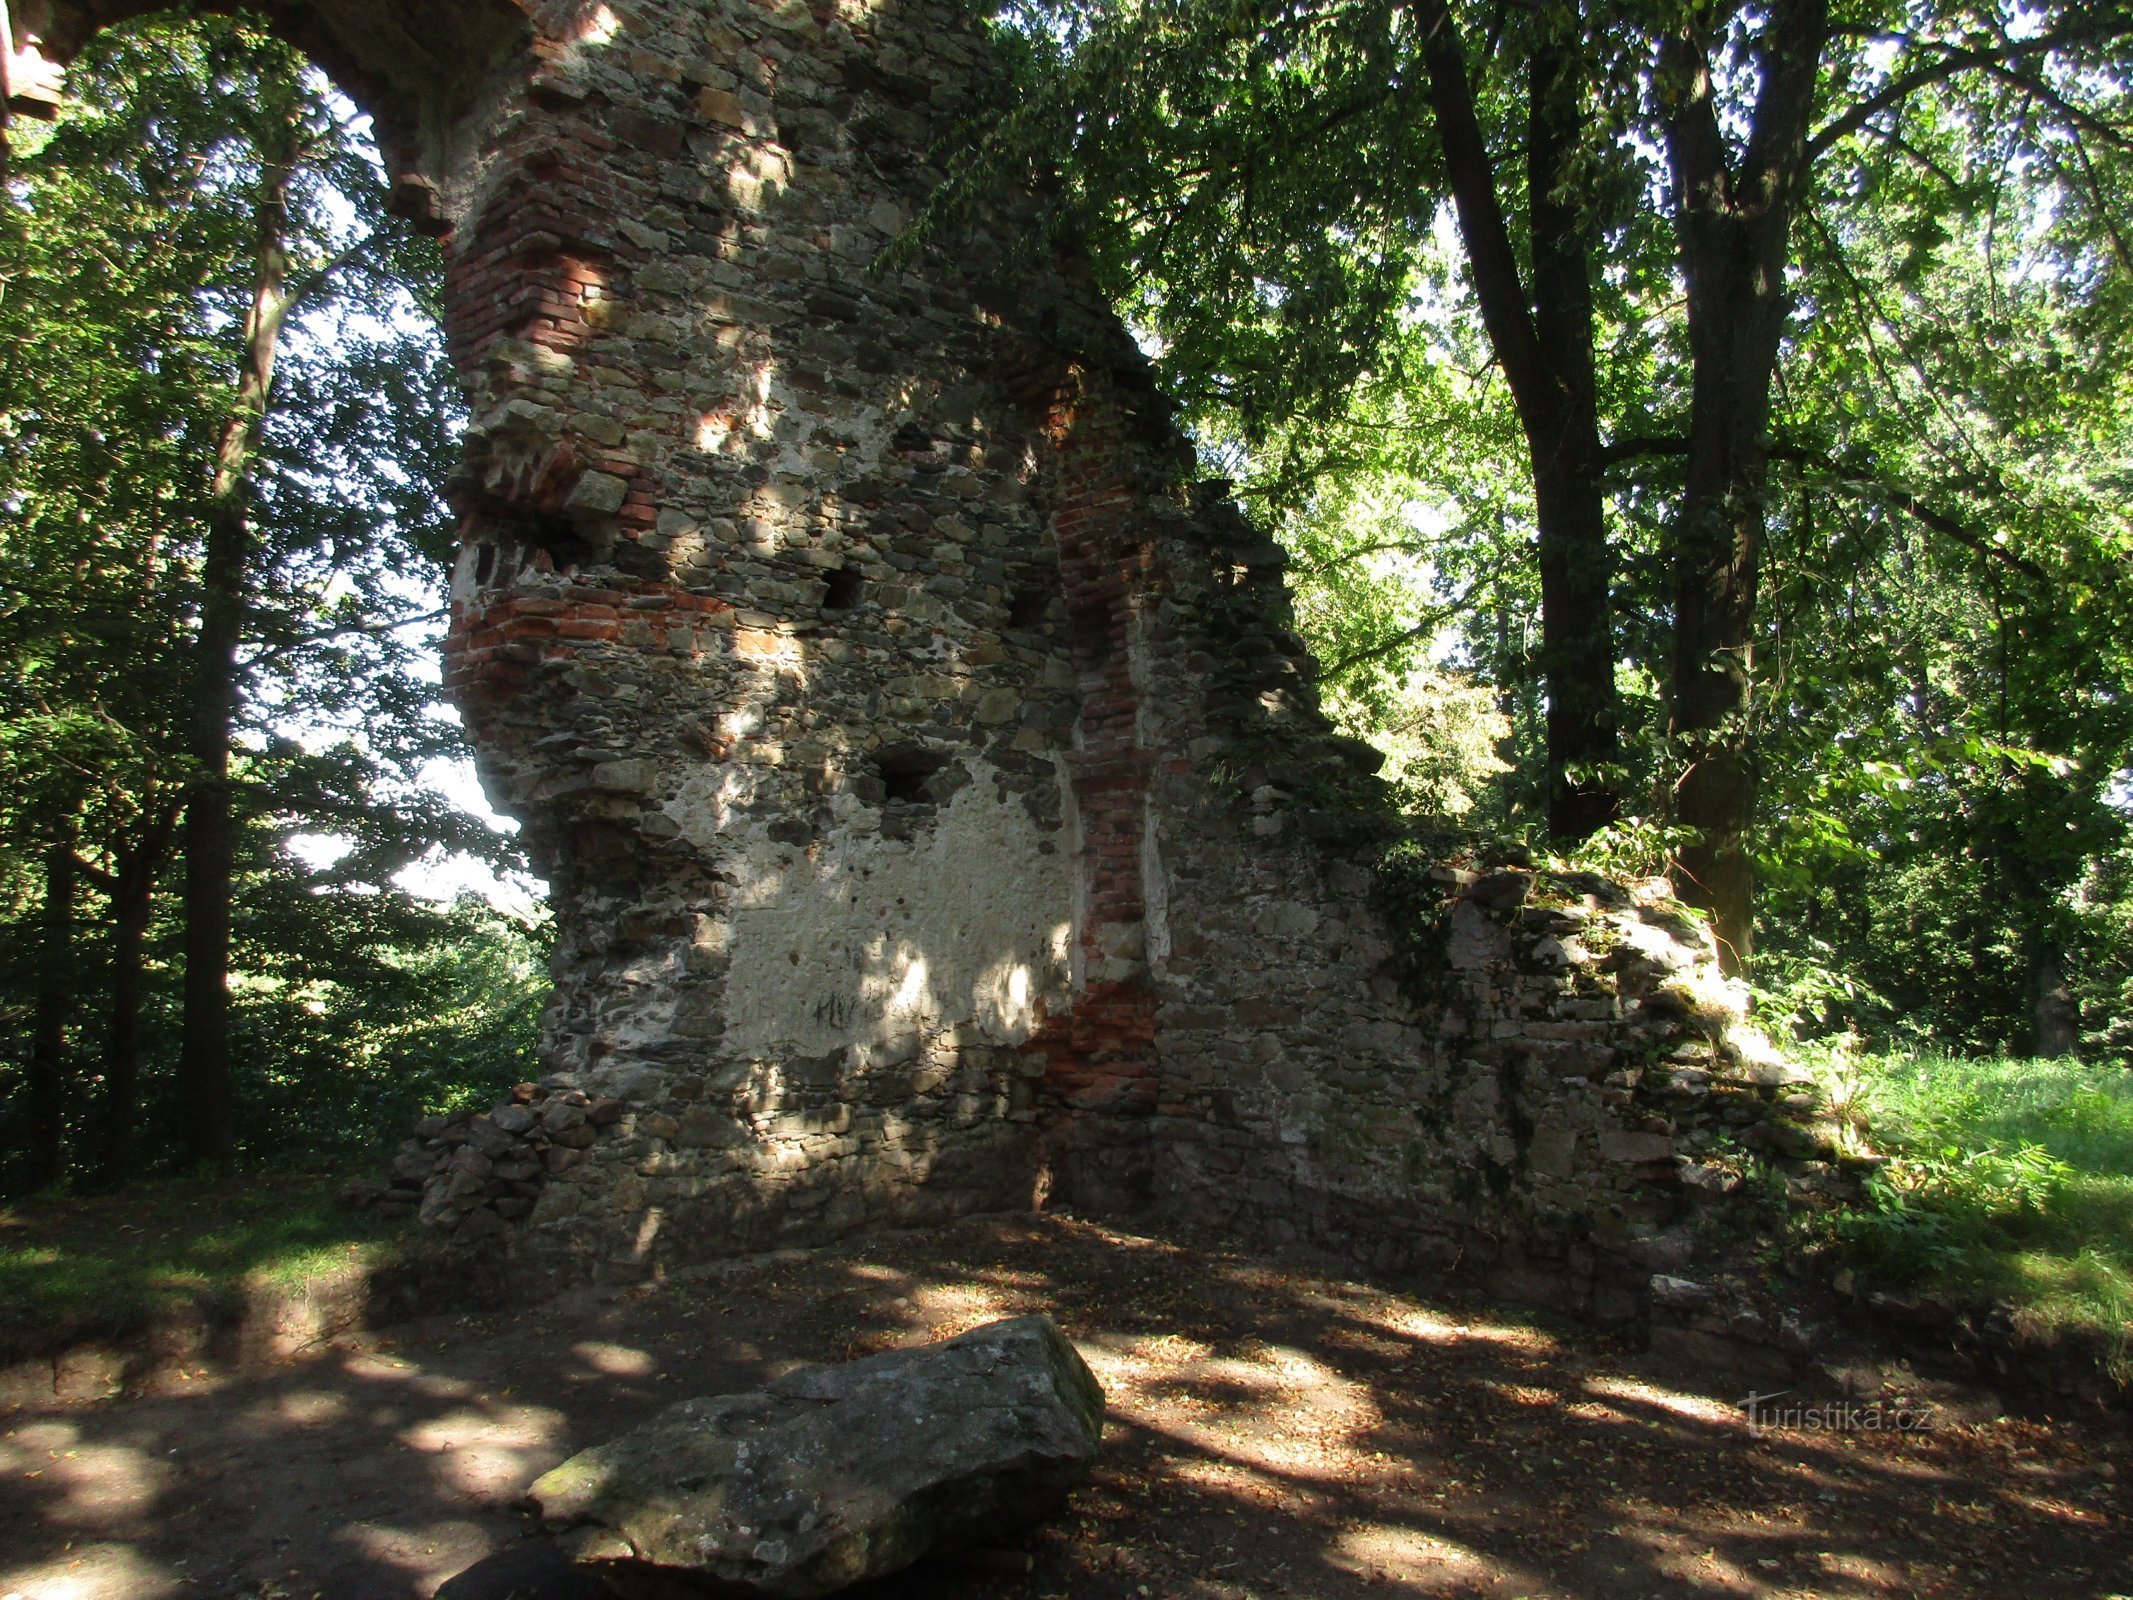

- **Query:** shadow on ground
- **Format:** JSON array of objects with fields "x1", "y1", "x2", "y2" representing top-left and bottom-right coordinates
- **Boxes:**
[{"x1": 1, "y1": 1214, "x2": 2125, "y2": 1598}]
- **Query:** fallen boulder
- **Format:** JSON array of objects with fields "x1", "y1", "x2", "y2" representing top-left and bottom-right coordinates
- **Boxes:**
[{"x1": 526, "y1": 1314, "x2": 1104, "y2": 1598}]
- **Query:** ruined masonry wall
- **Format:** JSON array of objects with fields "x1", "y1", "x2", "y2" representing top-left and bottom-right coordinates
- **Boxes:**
[
  {"x1": 434, "y1": 0, "x2": 1097, "y2": 1276},
  {"x1": 23, "y1": 0, "x2": 1833, "y2": 1306}
]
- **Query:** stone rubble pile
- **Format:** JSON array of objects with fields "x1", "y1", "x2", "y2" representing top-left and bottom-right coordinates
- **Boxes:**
[{"x1": 345, "y1": 1078, "x2": 621, "y2": 1242}]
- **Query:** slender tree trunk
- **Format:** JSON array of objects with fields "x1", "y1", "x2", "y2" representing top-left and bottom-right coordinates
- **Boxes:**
[
  {"x1": 25, "y1": 826, "x2": 77, "y2": 1190},
  {"x1": 99, "y1": 845, "x2": 156, "y2": 1182},
  {"x1": 1411, "y1": 0, "x2": 1621, "y2": 841},
  {"x1": 177, "y1": 131, "x2": 294, "y2": 1168},
  {"x1": 1660, "y1": 0, "x2": 1829, "y2": 971}
]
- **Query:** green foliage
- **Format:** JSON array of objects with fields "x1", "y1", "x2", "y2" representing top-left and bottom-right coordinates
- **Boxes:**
[
  {"x1": 1544, "y1": 815, "x2": 1698, "y2": 886},
  {"x1": 0, "y1": 15, "x2": 542, "y2": 1190},
  {"x1": 228, "y1": 890, "x2": 551, "y2": 1163},
  {"x1": 961, "y1": 0, "x2": 2133, "y2": 1030},
  {"x1": 1814, "y1": 1052, "x2": 2133, "y2": 1341},
  {"x1": 0, "y1": 1168, "x2": 411, "y2": 1363}
]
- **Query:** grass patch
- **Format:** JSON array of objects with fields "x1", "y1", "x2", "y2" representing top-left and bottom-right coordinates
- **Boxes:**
[
  {"x1": 1816, "y1": 1051, "x2": 2133, "y2": 1348},
  {"x1": 0, "y1": 1169, "x2": 412, "y2": 1366}
]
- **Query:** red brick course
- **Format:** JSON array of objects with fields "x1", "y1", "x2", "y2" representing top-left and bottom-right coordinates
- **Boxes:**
[
  {"x1": 1022, "y1": 379, "x2": 1162, "y2": 1134},
  {"x1": 444, "y1": 580, "x2": 735, "y2": 722}
]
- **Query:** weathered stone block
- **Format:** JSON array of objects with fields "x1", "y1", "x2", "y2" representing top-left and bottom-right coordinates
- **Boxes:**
[
  {"x1": 529, "y1": 1316, "x2": 1103, "y2": 1597},
  {"x1": 1600, "y1": 1129, "x2": 1677, "y2": 1165}
]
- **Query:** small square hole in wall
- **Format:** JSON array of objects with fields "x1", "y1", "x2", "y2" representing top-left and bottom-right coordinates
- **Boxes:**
[
  {"x1": 822, "y1": 565, "x2": 864, "y2": 613},
  {"x1": 1006, "y1": 585, "x2": 1051, "y2": 630},
  {"x1": 874, "y1": 744, "x2": 950, "y2": 804}
]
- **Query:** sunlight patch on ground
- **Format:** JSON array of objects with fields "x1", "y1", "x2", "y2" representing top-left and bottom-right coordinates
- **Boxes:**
[
  {"x1": 338, "y1": 1351, "x2": 420, "y2": 1381},
  {"x1": 1080, "y1": 1331, "x2": 1389, "y2": 1486},
  {"x1": 0, "y1": 1541, "x2": 179, "y2": 1600},
  {"x1": 905, "y1": 1280, "x2": 1011, "y2": 1338},
  {"x1": 433, "y1": 1436, "x2": 566, "y2": 1501},
  {"x1": 397, "y1": 1400, "x2": 561, "y2": 1455},
  {"x1": 331, "y1": 1517, "x2": 497, "y2": 1592},
  {"x1": 396, "y1": 1398, "x2": 566, "y2": 1504},
  {"x1": 1299, "y1": 1289, "x2": 1561, "y2": 1354},
  {"x1": 844, "y1": 1262, "x2": 910, "y2": 1283},
  {"x1": 1485, "y1": 1380, "x2": 1560, "y2": 1408},
  {"x1": 0, "y1": 1424, "x2": 169, "y2": 1529},
  {"x1": 1325, "y1": 1523, "x2": 1494, "y2": 1589},
  {"x1": 1812, "y1": 1548, "x2": 1909, "y2": 1587},
  {"x1": 572, "y1": 1341, "x2": 658, "y2": 1377},
  {"x1": 1621, "y1": 1524, "x2": 1763, "y2": 1594},
  {"x1": 272, "y1": 1388, "x2": 349, "y2": 1425},
  {"x1": 0, "y1": 1420, "x2": 75, "y2": 1471},
  {"x1": 1998, "y1": 1485, "x2": 2112, "y2": 1523},
  {"x1": 1583, "y1": 1373, "x2": 1744, "y2": 1428}
]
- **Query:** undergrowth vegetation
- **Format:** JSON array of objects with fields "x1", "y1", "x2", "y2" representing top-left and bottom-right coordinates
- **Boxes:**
[
  {"x1": 0, "y1": 1168, "x2": 409, "y2": 1364},
  {"x1": 1812, "y1": 1051, "x2": 2133, "y2": 1347}
]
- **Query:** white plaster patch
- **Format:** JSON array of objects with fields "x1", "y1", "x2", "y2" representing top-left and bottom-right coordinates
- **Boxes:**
[
  {"x1": 1141, "y1": 799, "x2": 1170, "y2": 975},
  {"x1": 724, "y1": 761, "x2": 1073, "y2": 1057},
  {"x1": 668, "y1": 762, "x2": 770, "y2": 851}
]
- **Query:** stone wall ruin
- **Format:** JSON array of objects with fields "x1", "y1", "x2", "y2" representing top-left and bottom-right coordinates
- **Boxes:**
[{"x1": 13, "y1": 0, "x2": 1834, "y2": 1317}]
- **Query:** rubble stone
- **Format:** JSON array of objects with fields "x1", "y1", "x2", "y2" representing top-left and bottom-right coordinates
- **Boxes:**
[{"x1": 528, "y1": 1315, "x2": 1103, "y2": 1596}]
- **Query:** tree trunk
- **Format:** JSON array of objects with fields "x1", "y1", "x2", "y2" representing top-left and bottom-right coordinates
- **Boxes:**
[
  {"x1": 1526, "y1": 27, "x2": 1619, "y2": 842},
  {"x1": 2031, "y1": 950, "x2": 2079, "y2": 1059},
  {"x1": 1660, "y1": 0, "x2": 1829, "y2": 971},
  {"x1": 99, "y1": 844, "x2": 157, "y2": 1182},
  {"x1": 25, "y1": 827, "x2": 77, "y2": 1190},
  {"x1": 177, "y1": 130, "x2": 294, "y2": 1168},
  {"x1": 1411, "y1": 0, "x2": 1621, "y2": 841},
  {"x1": 1665, "y1": 349, "x2": 1770, "y2": 972}
]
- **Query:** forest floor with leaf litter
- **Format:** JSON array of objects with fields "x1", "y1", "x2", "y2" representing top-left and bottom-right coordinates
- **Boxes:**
[{"x1": 1, "y1": 1213, "x2": 2126, "y2": 1600}]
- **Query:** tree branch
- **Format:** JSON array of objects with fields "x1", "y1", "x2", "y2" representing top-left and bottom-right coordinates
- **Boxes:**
[
  {"x1": 1599, "y1": 432, "x2": 1691, "y2": 467},
  {"x1": 1978, "y1": 58, "x2": 2133, "y2": 154},
  {"x1": 1320, "y1": 569, "x2": 1502, "y2": 681},
  {"x1": 1599, "y1": 432, "x2": 2053, "y2": 583},
  {"x1": 1807, "y1": 22, "x2": 2133, "y2": 160},
  {"x1": 1401, "y1": 0, "x2": 1547, "y2": 414},
  {"x1": 280, "y1": 223, "x2": 393, "y2": 319},
  {"x1": 69, "y1": 852, "x2": 117, "y2": 896},
  {"x1": 1771, "y1": 450, "x2": 2050, "y2": 585},
  {"x1": 1743, "y1": 0, "x2": 1833, "y2": 194},
  {"x1": 239, "y1": 606, "x2": 448, "y2": 670}
]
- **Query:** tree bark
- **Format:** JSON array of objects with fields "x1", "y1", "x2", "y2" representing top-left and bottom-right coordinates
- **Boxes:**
[
  {"x1": 25, "y1": 825, "x2": 77, "y2": 1190},
  {"x1": 1525, "y1": 25, "x2": 1619, "y2": 841},
  {"x1": 1410, "y1": 0, "x2": 1621, "y2": 841},
  {"x1": 97, "y1": 818, "x2": 175, "y2": 1183},
  {"x1": 2031, "y1": 951, "x2": 2079, "y2": 1059},
  {"x1": 1660, "y1": 0, "x2": 1829, "y2": 971},
  {"x1": 177, "y1": 126, "x2": 294, "y2": 1168}
]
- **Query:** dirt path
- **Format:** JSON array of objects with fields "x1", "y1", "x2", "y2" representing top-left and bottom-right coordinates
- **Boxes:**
[{"x1": 1, "y1": 1215, "x2": 2124, "y2": 1600}]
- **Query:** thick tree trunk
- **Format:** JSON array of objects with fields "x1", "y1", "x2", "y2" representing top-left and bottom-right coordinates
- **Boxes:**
[
  {"x1": 1666, "y1": 339, "x2": 1771, "y2": 972},
  {"x1": 2031, "y1": 950, "x2": 2079, "y2": 1058},
  {"x1": 1526, "y1": 30, "x2": 1619, "y2": 842},
  {"x1": 177, "y1": 138, "x2": 293, "y2": 1168},
  {"x1": 1660, "y1": 0, "x2": 1829, "y2": 971},
  {"x1": 1532, "y1": 444, "x2": 1618, "y2": 838},
  {"x1": 1412, "y1": 0, "x2": 1621, "y2": 841},
  {"x1": 25, "y1": 828, "x2": 77, "y2": 1190}
]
